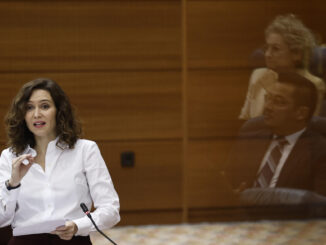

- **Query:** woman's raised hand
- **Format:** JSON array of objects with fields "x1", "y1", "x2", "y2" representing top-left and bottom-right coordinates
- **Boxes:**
[{"x1": 9, "y1": 154, "x2": 34, "y2": 187}]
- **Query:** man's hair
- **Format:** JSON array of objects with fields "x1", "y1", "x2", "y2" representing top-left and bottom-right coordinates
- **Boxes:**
[
  {"x1": 265, "y1": 14, "x2": 316, "y2": 69},
  {"x1": 277, "y1": 72, "x2": 317, "y2": 120}
]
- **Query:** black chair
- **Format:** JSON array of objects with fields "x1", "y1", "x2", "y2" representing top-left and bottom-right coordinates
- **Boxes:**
[{"x1": 310, "y1": 45, "x2": 326, "y2": 80}]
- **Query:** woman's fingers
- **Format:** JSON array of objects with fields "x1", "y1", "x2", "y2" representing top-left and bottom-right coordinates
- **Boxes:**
[
  {"x1": 13, "y1": 154, "x2": 34, "y2": 167},
  {"x1": 10, "y1": 154, "x2": 34, "y2": 186},
  {"x1": 51, "y1": 221, "x2": 78, "y2": 240}
]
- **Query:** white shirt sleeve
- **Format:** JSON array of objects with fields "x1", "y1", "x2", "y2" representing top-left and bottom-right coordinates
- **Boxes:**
[
  {"x1": 0, "y1": 149, "x2": 19, "y2": 227},
  {"x1": 73, "y1": 142, "x2": 120, "y2": 236},
  {"x1": 239, "y1": 70, "x2": 256, "y2": 120},
  {"x1": 239, "y1": 68, "x2": 275, "y2": 119},
  {"x1": 239, "y1": 68, "x2": 267, "y2": 120}
]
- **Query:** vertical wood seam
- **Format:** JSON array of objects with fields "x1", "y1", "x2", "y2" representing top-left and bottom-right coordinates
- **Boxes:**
[{"x1": 181, "y1": 0, "x2": 188, "y2": 223}]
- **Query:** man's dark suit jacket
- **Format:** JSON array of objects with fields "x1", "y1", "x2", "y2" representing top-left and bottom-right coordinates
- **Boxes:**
[{"x1": 226, "y1": 116, "x2": 326, "y2": 197}]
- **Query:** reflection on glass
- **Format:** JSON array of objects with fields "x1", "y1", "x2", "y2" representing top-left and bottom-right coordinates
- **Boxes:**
[{"x1": 227, "y1": 72, "x2": 326, "y2": 219}]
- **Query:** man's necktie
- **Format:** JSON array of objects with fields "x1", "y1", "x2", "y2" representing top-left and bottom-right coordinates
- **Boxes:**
[{"x1": 255, "y1": 136, "x2": 288, "y2": 188}]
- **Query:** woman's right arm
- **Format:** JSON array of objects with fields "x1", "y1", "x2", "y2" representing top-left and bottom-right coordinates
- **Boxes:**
[
  {"x1": 0, "y1": 150, "x2": 33, "y2": 227},
  {"x1": 0, "y1": 150, "x2": 16, "y2": 227},
  {"x1": 239, "y1": 69, "x2": 261, "y2": 120},
  {"x1": 239, "y1": 68, "x2": 277, "y2": 120}
]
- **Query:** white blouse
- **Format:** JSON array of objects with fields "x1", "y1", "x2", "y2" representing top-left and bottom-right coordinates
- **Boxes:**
[{"x1": 0, "y1": 138, "x2": 120, "y2": 236}]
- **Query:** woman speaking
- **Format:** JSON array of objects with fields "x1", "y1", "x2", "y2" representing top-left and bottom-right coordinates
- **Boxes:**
[{"x1": 0, "y1": 78, "x2": 120, "y2": 244}]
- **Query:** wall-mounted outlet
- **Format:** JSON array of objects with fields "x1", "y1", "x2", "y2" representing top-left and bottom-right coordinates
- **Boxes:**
[{"x1": 121, "y1": 151, "x2": 135, "y2": 167}]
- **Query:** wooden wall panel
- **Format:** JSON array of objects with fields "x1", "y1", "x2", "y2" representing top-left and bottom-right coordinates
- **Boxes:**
[
  {"x1": 187, "y1": 0, "x2": 270, "y2": 69},
  {"x1": 0, "y1": 0, "x2": 325, "y2": 225},
  {"x1": 0, "y1": 1, "x2": 181, "y2": 72},
  {"x1": 97, "y1": 140, "x2": 183, "y2": 211},
  {"x1": 0, "y1": 71, "x2": 182, "y2": 142},
  {"x1": 264, "y1": 1, "x2": 326, "y2": 43},
  {"x1": 61, "y1": 72, "x2": 182, "y2": 141},
  {"x1": 187, "y1": 0, "x2": 326, "y2": 69},
  {"x1": 187, "y1": 139, "x2": 239, "y2": 208},
  {"x1": 187, "y1": 69, "x2": 251, "y2": 139},
  {"x1": 186, "y1": 0, "x2": 326, "y2": 222}
]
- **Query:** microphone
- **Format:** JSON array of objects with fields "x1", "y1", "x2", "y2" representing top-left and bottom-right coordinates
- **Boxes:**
[{"x1": 80, "y1": 203, "x2": 118, "y2": 245}]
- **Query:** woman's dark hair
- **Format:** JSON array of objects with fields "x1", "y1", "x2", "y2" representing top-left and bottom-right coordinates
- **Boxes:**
[{"x1": 5, "y1": 78, "x2": 82, "y2": 155}]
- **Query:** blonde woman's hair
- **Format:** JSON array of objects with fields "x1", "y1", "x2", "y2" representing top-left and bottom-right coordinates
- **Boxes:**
[{"x1": 265, "y1": 14, "x2": 316, "y2": 69}]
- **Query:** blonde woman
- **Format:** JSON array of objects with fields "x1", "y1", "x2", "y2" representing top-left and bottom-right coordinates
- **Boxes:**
[{"x1": 240, "y1": 14, "x2": 325, "y2": 120}]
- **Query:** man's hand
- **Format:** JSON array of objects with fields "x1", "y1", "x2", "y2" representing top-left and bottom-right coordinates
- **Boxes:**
[
  {"x1": 233, "y1": 181, "x2": 248, "y2": 194},
  {"x1": 51, "y1": 221, "x2": 78, "y2": 240}
]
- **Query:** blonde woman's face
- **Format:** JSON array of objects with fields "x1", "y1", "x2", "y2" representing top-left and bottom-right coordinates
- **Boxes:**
[
  {"x1": 264, "y1": 32, "x2": 300, "y2": 71},
  {"x1": 24, "y1": 89, "x2": 57, "y2": 141}
]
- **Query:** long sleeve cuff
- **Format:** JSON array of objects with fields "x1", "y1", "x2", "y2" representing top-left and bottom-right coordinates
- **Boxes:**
[
  {"x1": 2, "y1": 183, "x2": 20, "y2": 203},
  {"x1": 0, "y1": 184, "x2": 20, "y2": 226},
  {"x1": 73, "y1": 216, "x2": 93, "y2": 236}
]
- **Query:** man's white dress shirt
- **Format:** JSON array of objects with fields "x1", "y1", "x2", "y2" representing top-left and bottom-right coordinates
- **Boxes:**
[{"x1": 0, "y1": 138, "x2": 120, "y2": 236}]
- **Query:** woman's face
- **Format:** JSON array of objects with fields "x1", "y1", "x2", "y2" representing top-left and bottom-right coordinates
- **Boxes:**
[
  {"x1": 264, "y1": 32, "x2": 300, "y2": 71},
  {"x1": 24, "y1": 89, "x2": 57, "y2": 141}
]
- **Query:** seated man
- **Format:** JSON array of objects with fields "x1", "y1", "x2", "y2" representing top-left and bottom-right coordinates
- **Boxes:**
[{"x1": 226, "y1": 71, "x2": 326, "y2": 208}]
